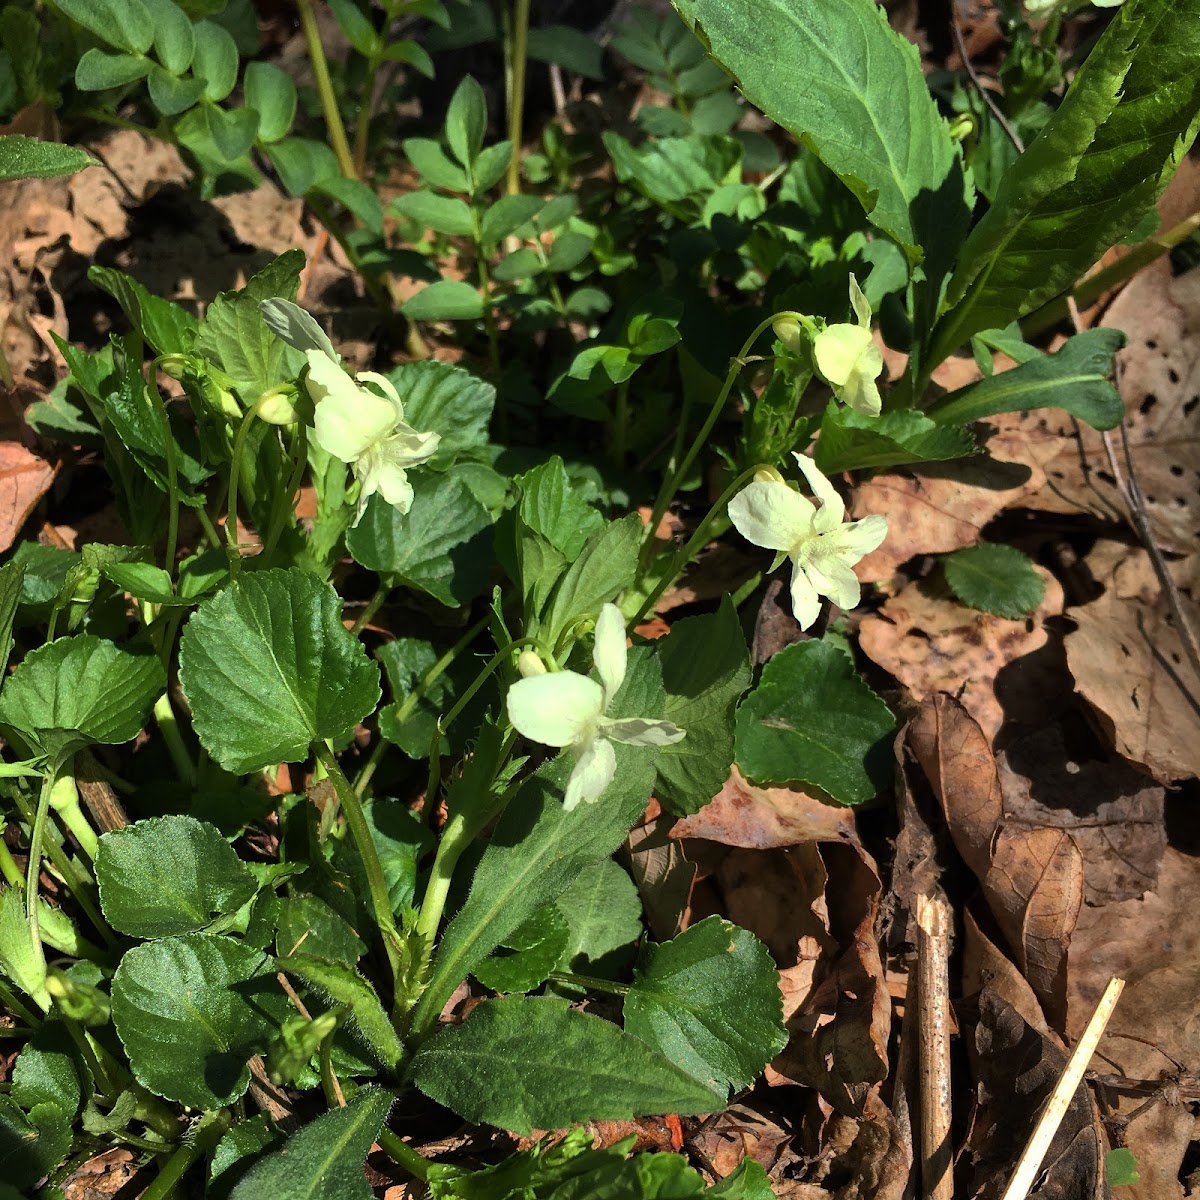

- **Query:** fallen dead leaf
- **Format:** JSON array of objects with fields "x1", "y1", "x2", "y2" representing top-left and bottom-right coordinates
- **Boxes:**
[
  {"x1": 1064, "y1": 544, "x2": 1200, "y2": 783},
  {"x1": 859, "y1": 569, "x2": 1066, "y2": 740},
  {"x1": 625, "y1": 817, "x2": 698, "y2": 942},
  {"x1": 0, "y1": 440, "x2": 56, "y2": 552}
]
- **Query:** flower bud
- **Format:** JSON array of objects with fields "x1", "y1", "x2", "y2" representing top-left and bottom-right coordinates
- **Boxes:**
[
  {"x1": 517, "y1": 649, "x2": 547, "y2": 677},
  {"x1": 754, "y1": 467, "x2": 785, "y2": 485},
  {"x1": 772, "y1": 317, "x2": 804, "y2": 354},
  {"x1": 257, "y1": 385, "x2": 302, "y2": 426}
]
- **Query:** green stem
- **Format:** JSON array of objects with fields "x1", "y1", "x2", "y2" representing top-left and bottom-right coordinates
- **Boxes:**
[
  {"x1": 226, "y1": 394, "x2": 280, "y2": 578},
  {"x1": 318, "y1": 1031, "x2": 342, "y2": 1108},
  {"x1": 48, "y1": 773, "x2": 99, "y2": 861},
  {"x1": 0, "y1": 825, "x2": 23, "y2": 887},
  {"x1": 295, "y1": 0, "x2": 357, "y2": 180},
  {"x1": 352, "y1": 736, "x2": 388, "y2": 798},
  {"x1": 153, "y1": 692, "x2": 196, "y2": 787},
  {"x1": 630, "y1": 464, "x2": 767, "y2": 627},
  {"x1": 387, "y1": 614, "x2": 491, "y2": 730},
  {"x1": 505, "y1": 0, "x2": 531, "y2": 196},
  {"x1": 378, "y1": 1128, "x2": 431, "y2": 1182},
  {"x1": 24, "y1": 772, "x2": 53, "y2": 994},
  {"x1": 146, "y1": 377, "x2": 181, "y2": 574},
  {"x1": 437, "y1": 637, "x2": 552, "y2": 736},
  {"x1": 261, "y1": 423, "x2": 309, "y2": 566},
  {"x1": 194, "y1": 502, "x2": 222, "y2": 551},
  {"x1": 352, "y1": 44, "x2": 385, "y2": 178},
  {"x1": 314, "y1": 743, "x2": 400, "y2": 986},
  {"x1": 350, "y1": 582, "x2": 388, "y2": 636},
  {"x1": 137, "y1": 1111, "x2": 227, "y2": 1200},
  {"x1": 639, "y1": 313, "x2": 789, "y2": 571},
  {"x1": 549, "y1": 970, "x2": 630, "y2": 996},
  {"x1": 0, "y1": 977, "x2": 41, "y2": 1027}
]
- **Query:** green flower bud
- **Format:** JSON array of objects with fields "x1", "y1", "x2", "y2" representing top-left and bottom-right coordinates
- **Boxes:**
[{"x1": 772, "y1": 317, "x2": 804, "y2": 354}]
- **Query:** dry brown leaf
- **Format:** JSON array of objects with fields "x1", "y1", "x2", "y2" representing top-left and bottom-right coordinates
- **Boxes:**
[
  {"x1": 1068, "y1": 847, "x2": 1200, "y2": 1200},
  {"x1": 858, "y1": 569, "x2": 1066, "y2": 739},
  {"x1": 625, "y1": 818, "x2": 697, "y2": 942},
  {"x1": 0, "y1": 440, "x2": 56, "y2": 553},
  {"x1": 1065, "y1": 544, "x2": 1200, "y2": 783}
]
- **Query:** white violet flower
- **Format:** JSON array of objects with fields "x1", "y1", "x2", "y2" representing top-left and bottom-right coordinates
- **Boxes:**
[
  {"x1": 506, "y1": 603, "x2": 685, "y2": 811},
  {"x1": 728, "y1": 453, "x2": 888, "y2": 629},
  {"x1": 811, "y1": 276, "x2": 884, "y2": 417},
  {"x1": 304, "y1": 350, "x2": 440, "y2": 525}
]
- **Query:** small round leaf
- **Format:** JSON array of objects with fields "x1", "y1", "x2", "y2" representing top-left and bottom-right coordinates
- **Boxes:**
[{"x1": 943, "y1": 543, "x2": 1046, "y2": 619}]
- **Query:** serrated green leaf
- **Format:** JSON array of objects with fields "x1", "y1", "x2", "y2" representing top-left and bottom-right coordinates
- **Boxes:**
[
  {"x1": 943, "y1": 543, "x2": 1046, "y2": 618},
  {"x1": 346, "y1": 470, "x2": 494, "y2": 607},
  {"x1": 410, "y1": 997, "x2": 721, "y2": 1135},
  {"x1": 814, "y1": 405, "x2": 976, "y2": 474},
  {"x1": 88, "y1": 266, "x2": 198, "y2": 356},
  {"x1": 515, "y1": 455, "x2": 604, "y2": 560},
  {"x1": 927, "y1": 329, "x2": 1127, "y2": 430},
  {"x1": 554, "y1": 859, "x2": 643, "y2": 976},
  {"x1": 674, "y1": 0, "x2": 969, "y2": 273},
  {"x1": 0, "y1": 634, "x2": 165, "y2": 764},
  {"x1": 96, "y1": 815, "x2": 257, "y2": 938},
  {"x1": 604, "y1": 132, "x2": 741, "y2": 209},
  {"x1": 624, "y1": 917, "x2": 786, "y2": 1096},
  {"x1": 392, "y1": 189, "x2": 474, "y2": 236},
  {"x1": 275, "y1": 894, "x2": 365, "y2": 965},
  {"x1": 402, "y1": 279, "x2": 485, "y2": 321},
  {"x1": 543, "y1": 513, "x2": 642, "y2": 646},
  {"x1": 735, "y1": 640, "x2": 894, "y2": 806},
  {"x1": 243, "y1": 62, "x2": 296, "y2": 143},
  {"x1": 112, "y1": 935, "x2": 284, "y2": 1108},
  {"x1": 0, "y1": 1095, "x2": 70, "y2": 1191},
  {"x1": 210, "y1": 1113, "x2": 285, "y2": 1199},
  {"x1": 0, "y1": 561, "x2": 24, "y2": 681},
  {"x1": 277, "y1": 955, "x2": 402, "y2": 1069},
  {"x1": 473, "y1": 905, "x2": 571, "y2": 993},
  {"x1": 11, "y1": 1021, "x2": 89, "y2": 1119},
  {"x1": 932, "y1": 0, "x2": 1200, "y2": 360},
  {"x1": 55, "y1": 0, "x2": 152, "y2": 53},
  {"x1": 655, "y1": 599, "x2": 751, "y2": 815},
  {"x1": 74, "y1": 47, "x2": 151, "y2": 90},
  {"x1": 0, "y1": 135, "x2": 98, "y2": 182},
  {"x1": 228, "y1": 1087, "x2": 392, "y2": 1200},
  {"x1": 386, "y1": 359, "x2": 494, "y2": 463},
  {"x1": 178, "y1": 568, "x2": 381, "y2": 774}
]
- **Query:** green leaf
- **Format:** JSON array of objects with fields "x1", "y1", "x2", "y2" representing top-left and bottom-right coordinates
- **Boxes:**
[
  {"x1": 403, "y1": 137, "x2": 470, "y2": 192},
  {"x1": 543, "y1": 513, "x2": 642, "y2": 646},
  {"x1": 193, "y1": 19, "x2": 239, "y2": 100},
  {"x1": 144, "y1": 0, "x2": 194, "y2": 73},
  {"x1": 0, "y1": 1095, "x2": 70, "y2": 1192},
  {"x1": 655, "y1": 599, "x2": 751, "y2": 816},
  {"x1": 195, "y1": 250, "x2": 305, "y2": 404},
  {"x1": 243, "y1": 62, "x2": 296, "y2": 143},
  {"x1": 445, "y1": 74, "x2": 487, "y2": 169},
  {"x1": 267, "y1": 137, "x2": 339, "y2": 197},
  {"x1": 147, "y1": 65, "x2": 207, "y2": 115},
  {"x1": 402, "y1": 279, "x2": 485, "y2": 321},
  {"x1": 331, "y1": 799, "x2": 433, "y2": 916},
  {"x1": 515, "y1": 455, "x2": 604, "y2": 560},
  {"x1": 327, "y1": 0, "x2": 379, "y2": 57},
  {"x1": 75, "y1": 47, "x2": 151, "y2": 90},
  {"x1": 178, "y1": 568, "x2": 381, "y2": 774},
  {"x1": 346, "y1": 470, "x2": 494, "y2": 607},
  {"x1": 313, "y1": 174, "x2": 384, "y2": 233},
  {"x1": 204, "y1": 103, "x2": 260, "y2": 163},
  {"x1": 0, "y1": 561, "x2": 24, "y2": 681},
  {"x1": 604, "y1": 132, "x2": 741, "y2": 208},
  {"x1": 210, "y1": 1114, "x2": 285, "y2": 1199},
  {"x1": 473, "y1": 140, "x2": 513, "y2": 193},
  {"x1": 54, "y1": 0, "x2": 152, "y2": 53},
  {"x1": 554, "y1": 859, "x2": 643, "y2": 976},
  {"x1": 277, "y1": 956, "x2": 402, "y2": 1070},
  {"x1": 0, "y1": 886, "x2": 46, "y2": 1003},
  {"x1": 88, "y1": 265, "x2": 198, "y2": 356},
  {"x1": 0, "y1": 635, "x2": 165, "y2": 765},
  {"x1": 112, "y1": 935, "x2": 284, "y2": 1108},
  {"x1": 12, "y1": 1021, "x2": 88, "y2": 1119},
  {"x1": 386, "y1": 360, "x2": 495, "y2": 463},
  {"x1": 227, "y1": 1087, "x2": 392, "y2": 1200},
  {"x1": 1107, "y1": 1147, "x2": 1140, "y2": 1188},
  {"x1": 527, "y1": 24, "x2": 605, "y2": 80},
  {"x1": 932, "y1": 0, "x2": 1200, "y2": 360},
  {"x1": 96, "y1": 815, "x2": 258, "y2": 938},
  {"x1": 0, "y1": 135, "x2": 98, "y2": 182},
  {"x1": 942, "y1": 543, "x2": 1046, "y2": 619},
  {"x1": 392, "y1": 189, "x2": 474, "y2": 236},
  {"x1": 674, "y1": 0, "x2": 970, "y2": 269},
  {"x1": 410, "y1": 997, "x2": 722, "y2": 1135},
  {"x1": 814, "y1": 404, "x2": 976, "y2": 474},
  {"x1": 9, "y1": 542, "x2": 79, "y2": 607},
  {"x1": 274, "y1": 894, "x2": 365, "y2": 965},
  {"x1": 927, "y1": 328, "x2": 1127, "y2": 430},
  {"x1": 710, "y1": 1158, "x2": 776, "y2": 1199},
  {"x1": 479, "y1": 193, "x2": 543, "y2": 245},
  {"x1": 735, "y1": 640, "x2": 894, "y2": 806},
  {"x1": 382, "y1": 38, "x2": 434, "y2": 79},
  {"x1": 473, "y1": 905, "x2": 571, "y2": 993},
  {"x1": 624, "y1": 917, "x2": 786, "y2": 1096}
]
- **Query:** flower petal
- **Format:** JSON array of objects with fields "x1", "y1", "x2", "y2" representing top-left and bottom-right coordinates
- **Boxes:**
[
  {"x1": 359, "y1": 448, "x2": 415, "y2": 515},
  {"x1": 728, "y1": 480, "x2": 815, "y2": 554},
  {"x1": 355, "y1": 370, "x2": 405, "y2": 419},
  {"x1": 830, "y1": 514, "x2": 888, "y2": 562},
  {"x1": 507, "y1": 672, "x2": 604, "y2": 748},
  {"x1": 603, "y1": 716, "x2": 685, "y2": 746},
  {"x1": 310, "y1": 365, "x2": 397, "y2": 464},
  {"x1": 592, "y1": 602, "x2": 627, "y2": 708},
  {"x1": 813, "y1": 323, "x2": 871, "y2": 387},
  {"x1": 840, "y1": 347, "x2": 884, "y2": 417},
  {"x1": 564, "y1": 736, "x2": 616, "y2": 810},
  {"x1": 789, "y1": 560, "x2": 822, "y2": 630},
  {"x1": 792, "y1": 453, "x2": 845, "y2": 529},
  {"x1": 849, "y1": 274, "x2": 872, "y2": 329},
  {"x1": 802, "y1": 548, "x2": 862, "y2": 613}
]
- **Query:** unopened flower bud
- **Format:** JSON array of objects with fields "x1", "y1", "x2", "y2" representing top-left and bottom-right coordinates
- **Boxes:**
[
  {"x1": 517, "y1": 649, "x2": 547, "y2": 677},
  {"x1": 217, "y1": 388, "x2": 241, "y2": 420},
  {"x1": 754, "y1": 467, "x2": 784, "y2": 485},
  {"x1": 772, "y1": 317, "x2": 804, "y2": 354},
  {"x1": 257, "y1": 385, "x2": 302, "y2": 426}
]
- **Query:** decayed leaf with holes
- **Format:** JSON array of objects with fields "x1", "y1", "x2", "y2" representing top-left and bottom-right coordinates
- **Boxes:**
[
  {"x1": 858, "y1": 569, "x2": 1066, "y2": 739},
  {"x1": 1065, "y1": 543, "x2": 1200, "y2": 783},
  {"x1": 0, "y1": 441, "x2": 56, "y2": 553},
  {"x1": 1017, "y1": 265, "x2": 1200, "y2": 554}
]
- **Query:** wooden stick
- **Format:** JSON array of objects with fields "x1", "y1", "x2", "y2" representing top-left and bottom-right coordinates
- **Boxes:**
[
  {"x1": 917, "y1": 893, "x2": 953, "y2": 1200},
  {"x1": 1000, "y1": 978, "x2": 1125, "y2": 1200}
]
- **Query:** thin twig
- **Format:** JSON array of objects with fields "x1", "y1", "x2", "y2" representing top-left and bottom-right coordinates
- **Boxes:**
[
  {"x1": 950, "y1": 14, "x2": 1024, "y2": 154},
  {"x1": 999, "y1": 978, "x2": 1125, "y2": 1200},
  {"x1": 917, "y1": 893, "x2": 953, "y2": 1200}
]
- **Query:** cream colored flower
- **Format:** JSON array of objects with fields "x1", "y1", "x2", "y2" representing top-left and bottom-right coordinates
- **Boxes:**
[
  {"x1": 811, "y1": 276, "x2": 884, "y2": 417},
  {"x1": 728, "y1": 453, "x2": 887, "y2": 629},
  {"x1": 506, "y1": 604, "x2": 685, "y2": 811},
  {"x1": 304, "y1": 351, "x2": 440, "y2": 525}
]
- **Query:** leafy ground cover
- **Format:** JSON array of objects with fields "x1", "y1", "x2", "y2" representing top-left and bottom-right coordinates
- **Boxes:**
[{"x1": 0, "y1": 0, "x2": 1198, "y2": 1195}]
